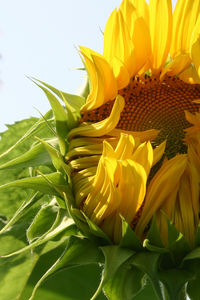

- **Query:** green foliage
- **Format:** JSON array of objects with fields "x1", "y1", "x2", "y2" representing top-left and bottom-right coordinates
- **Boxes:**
[{"x1": 0, "y1": 81, "x2": 199, "y2": 300}]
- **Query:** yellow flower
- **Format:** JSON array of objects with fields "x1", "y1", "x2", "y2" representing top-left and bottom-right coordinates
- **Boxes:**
[{"x1": 66, "y1": 0, "x2": 200, "y2": 246}]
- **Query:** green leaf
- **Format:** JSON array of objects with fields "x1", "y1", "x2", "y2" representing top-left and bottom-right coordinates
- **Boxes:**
[
  {"x1": 0, "y1": 111, "x2": 54, "y2": 162},
  {"x1": 0, "y1": 194, "x2": 49, "y2": 300},
  {"x1": 22, "y1": 260, "x2": 105, "y2": 300},
  {"x1": 0, "y1": 142, "x2": 53, "y2": 170},
  {"x1": 120, "y1": 218, "x2": 143, "y2": 251},
  {"x1": 28, "y1": 236, "x2": 102, "y2": 300},
  {"x1": 0, "y1": 252, "x2": 39, "y2": 300},
  {"x1": 0, "y1": 172, "x2": 69, "y2": 198},
  {"x1": 92, "y1": 246, "x2": 135, "y2": 300},
  {"x1": 103, "y1": 262, "x2": 144, "y2": 300},
  {"x1": 2, "y1": 216, "x2": 76, "y2": 257},
  {"x1": 0, "y1": 192, "x2": 43, "y2": 234},
  {"x1": 26, "y1": 200, "x2": 59, "y2": 242},
  {"x1": 0, "y1": 115, "x2": 55, "y2": 219}
]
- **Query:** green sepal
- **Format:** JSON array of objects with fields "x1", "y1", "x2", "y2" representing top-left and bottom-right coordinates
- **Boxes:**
[
  {"x1": 103, "y1": 261, "x2": 144, "y2": 300},
  {"x1": 131, "y1": 252, "x2": 163, "y2": 300},
  {"x1": 158, "y1": 269, "x2": 193, "y2": 300},
  {"x1": 144, "y1": 216, "x2": 169, "y2": 254},
  {"x1": 81, "y1": 211, "x2": 112, "y2": 244},
  {"x1": 68, "y1": 207, "x2": 96, "y2": 239},
  {"x1": 92, "y1": 246, "x2": 135, "y2": 300},
  {"x1": 120, "y1": 217, "x2": 143, "y2": 251},
  {"x1": 166, "y1": 217, "x2": 191, "y2": 266},
  {"x1": 29, "y1": 235, "x2": 102, "y2": 300},
  {"x1": 143, "y1": 239, "x2": 169, "y2": 254},
  {"x1": 146, "y1": 215, "x2": 164, "y2": 248},
  {"x1": 32, "y1": 78, "x2": 85, "y2": 111},
  {"x1": 36, "y1": 137, "x2": 71, "y2": 178},
  {"x1": 182, "y1": 247, "x2": 200, "y2": 263},
  {"x1": 194, "y1": 224, "x2": 200, "y2": 247},
  {"x1": 32, "y1": 80, "x2": 70, "y2": 155},
  {"x1": 187, "y1": 273, "x2": 200, "y2": 300}
]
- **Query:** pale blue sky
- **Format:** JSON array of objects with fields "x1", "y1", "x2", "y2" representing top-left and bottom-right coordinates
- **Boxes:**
[{"x1": 0, "y1": 0, "x2": 176, "y2": 132}]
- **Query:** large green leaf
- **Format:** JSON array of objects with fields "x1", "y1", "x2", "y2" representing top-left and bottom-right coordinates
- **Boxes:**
[
  {"x1": 0, "y1": 193, "x2": 48, "y2": 300},
  {"x1": 0, "y1": 142, "x2": 52, "y2": 170},
  {"x1": 28, "y1": 236, "x2": 103, "y2": 300},
  {"x1": 0, "y1": 116, "x2": 55, "y2": 219}
]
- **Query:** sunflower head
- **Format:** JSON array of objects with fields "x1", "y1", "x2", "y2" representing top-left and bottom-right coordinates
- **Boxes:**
[
  {"x1": 2, "y1": 1, "x2": 200, "y2": 299},
  {"x1": 67, "y1": 0, "x2": 200, "y2": 247}
]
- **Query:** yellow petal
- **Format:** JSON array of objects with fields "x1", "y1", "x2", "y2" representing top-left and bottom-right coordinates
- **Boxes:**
[
  {"x1": 80, "y1": 47, "x2": 117, "y2": 111},
  {"x1": 120, "y1": 0, "x2": 136, "y2": 36},
  {"x1": 135, "y1": 154, "x2": 187, "y2": 238},
  {"x1": 153, "y1": 141, "x2": 166, "y2": 166},
  {"x1": 160, "y1": 54, "x2": 191, "y2": 80},
  {"x1": 132, "y1": 0, "x2": 149, "y2": 26},
  {"x1": 109, "y1": 128, "x2": 159, "y2": 142},
  {"x1": 111, "y1": 56, "x2": 130, "y2": 90},
  {"x1": 171, "y1": 0, "x2": 200, "y2": 58},
  {"x1": 132, "y1": 141, "x2": 153, "y2": 176},
  {"x1": 149, "y1": 0, "x2": 172, "y2": 73},
  {"x1": 177, "y1": 169, "x2": 195, "y2": 245},
  {"x1": 103, "y1": 8, "x2": 134, "y2": 79},
  {"x1": 188, "y1": 163, "x2": 199, "y2": 227},
  {"x1": 118, "y1": 160, "x2": 147, "y2": 222},
  {"x1": 120, "y1": 0, "x2": 151, "y2": 76},
  {"x1": 179, "y1": 64, "x2": 200, "y2": 84},
  {"x1": 69, "y1": 155, "x2": 100, "y2": 170},
  {"x1": 191, "y1": 38, "x2": 200, "y2": 78},
  {"x1": 114, "y1": 133, "x2": 136, "y2": 160},
  {"x1": 68, "y1": 95, "x2": 125, "y2": 139}
]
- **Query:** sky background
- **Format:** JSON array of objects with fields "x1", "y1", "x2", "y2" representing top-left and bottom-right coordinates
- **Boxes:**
[{"x1": 0, "y1": 0, "x2": 176, "y2": 132}]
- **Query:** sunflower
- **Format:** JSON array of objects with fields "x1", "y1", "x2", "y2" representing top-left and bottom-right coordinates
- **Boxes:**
[{"x1": 66, "y1": 0, "x2": 200, "y2": 246}]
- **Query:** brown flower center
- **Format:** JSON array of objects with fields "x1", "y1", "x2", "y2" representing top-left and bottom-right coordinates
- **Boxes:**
[{"x1": 82, "y1": 75, "x2": 200, "y2": 157}]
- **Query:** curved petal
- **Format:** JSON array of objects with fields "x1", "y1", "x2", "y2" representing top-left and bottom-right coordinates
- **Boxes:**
[
  {"x1": 68, "y1": 95, "x2": 125, "y2": 139},
  {"x1": 80, "y1": 46, "x2": 117, "y2": 111}
]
